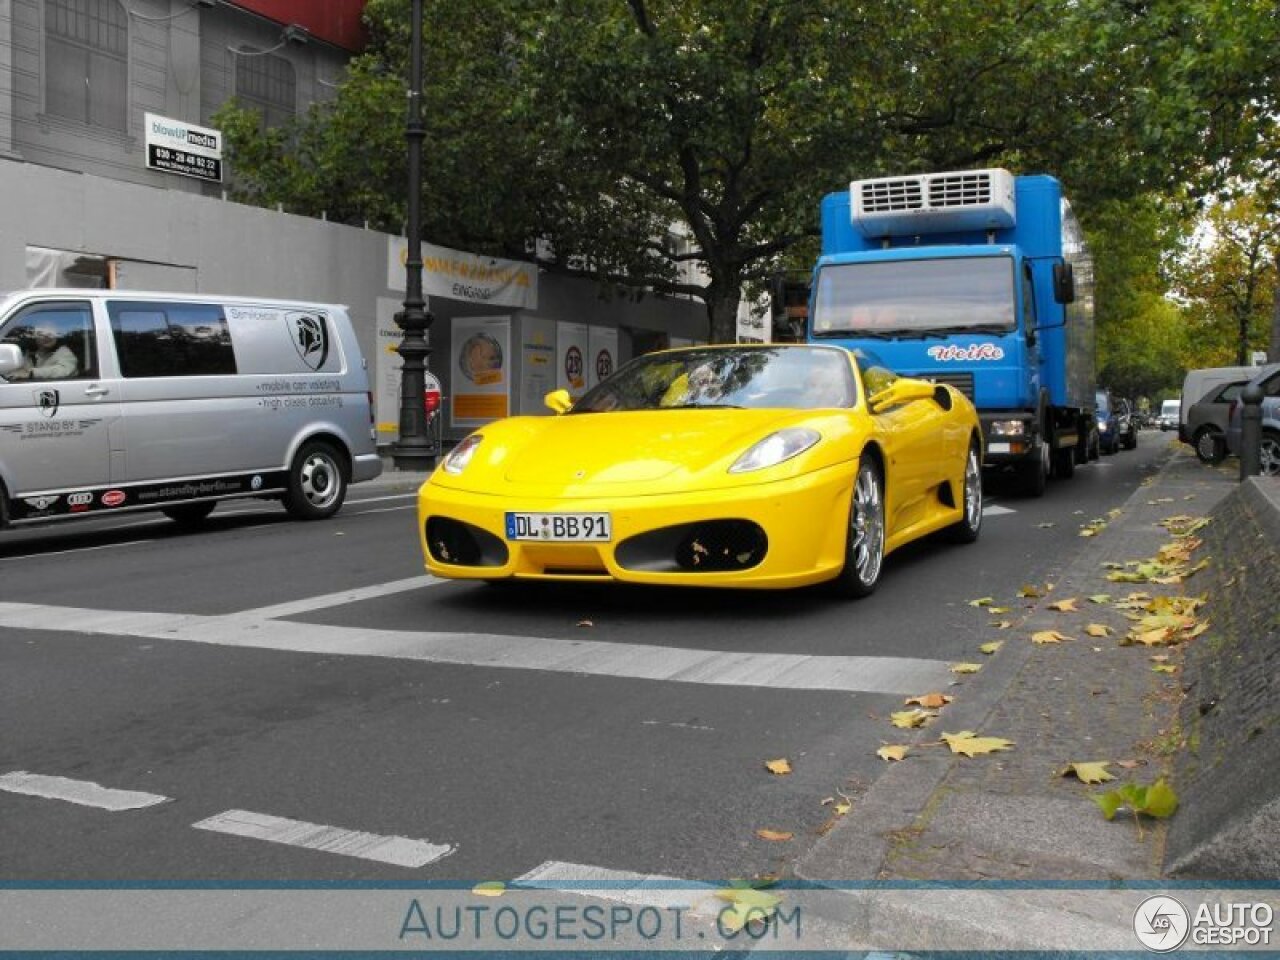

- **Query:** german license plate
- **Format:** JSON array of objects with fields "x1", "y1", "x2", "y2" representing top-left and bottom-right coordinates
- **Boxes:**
[{"x1": 505, "y1": 512, "x2": 612, "y2": 542}]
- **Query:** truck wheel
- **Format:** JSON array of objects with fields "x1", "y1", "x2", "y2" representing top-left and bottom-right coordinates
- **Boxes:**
[
  {"x1": 947, "y1": 440, "x2": 983, "y2": 543},
  {"x1": 1053, "y1": 443, "x2": 1075, "y2": 479},
  {"x1": 831, "y1": 457, "x2": 884, "y2": 598},
  {"x1": 1018, "y1": 441, "x2": 1049, "y2": 497},
  {"x1": 283, "y1": 440, "x2": 349, "y2": 520},
  {"x1": 1192, "y1": 427, "x2": 1225, "y2": 464},
  {"x1": 1088, "y1": 429, "x2": 1100, "y2": 461},
  {"x1": 162, "y1": 502, "x2": 216, "y2": 526}
]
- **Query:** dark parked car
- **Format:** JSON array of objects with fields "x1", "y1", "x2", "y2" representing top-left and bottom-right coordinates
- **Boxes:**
[
  {"x1": 1095, "y1": 389, "x2": 1119, "y2": 454},
  {"x1": 1185, "y1": 379, "x2": 1248, "y2": 463},
  {"x1": 1115, "y1": 397, "x2": 1138, "y2": 450},
  {"x1": 1225, "y1": 363, "x2": 1280, "y2": 475}
]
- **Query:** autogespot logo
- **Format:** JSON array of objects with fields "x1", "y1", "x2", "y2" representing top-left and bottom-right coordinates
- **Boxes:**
[{"x1": 1134, "y1": 895, "x2": 1191, "y2": 952}]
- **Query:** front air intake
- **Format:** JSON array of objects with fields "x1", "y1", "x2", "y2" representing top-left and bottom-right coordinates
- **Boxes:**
[{"x1": 851, "y1": 168, "x2": 1016, "y2": 238}]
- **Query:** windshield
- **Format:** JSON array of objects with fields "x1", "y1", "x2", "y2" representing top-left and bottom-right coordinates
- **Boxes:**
[
  {"x1": 571, "y1": 346, "x2": 856, "y2": 412},
  {"x1": 811, "y1": 256, "x2": 1016, "y2": 336},
  {"x1": 1095, "y1": 391, "x2": 1112, "y2": 413}
]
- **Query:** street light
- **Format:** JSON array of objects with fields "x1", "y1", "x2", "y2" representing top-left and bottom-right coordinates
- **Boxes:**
[{"x1": 391, "y1": 0, "x2": 435, "y2": 470}]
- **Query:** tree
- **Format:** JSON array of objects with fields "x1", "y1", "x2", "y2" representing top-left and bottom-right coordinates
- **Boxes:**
[{"x1": 216, "y1": 0, "x2": 1280, "y2": 342}]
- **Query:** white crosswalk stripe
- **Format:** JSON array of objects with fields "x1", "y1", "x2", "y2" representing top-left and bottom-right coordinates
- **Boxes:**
[{"x1": 0, "y1": 771, "x2": 169, "y2": 811}]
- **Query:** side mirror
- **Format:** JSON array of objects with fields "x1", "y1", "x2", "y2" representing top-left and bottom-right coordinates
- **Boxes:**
[
  {"x1": 544, "y1": 388, "x2": 573, "y2": 414},
  {"x1": 868, "y1": 377, "x2": 936, "y2": 413},
  {"x1": 1053, "y1": 262, "x2": 1075, "y2": 305},
  {"x1": 0, "y1": 343, "x2": 23, "y2": 376}
]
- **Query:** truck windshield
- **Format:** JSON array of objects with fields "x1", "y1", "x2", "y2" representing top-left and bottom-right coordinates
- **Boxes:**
[{"x1": 811, "y1": 256, "x2": 1016, "y2": 337}]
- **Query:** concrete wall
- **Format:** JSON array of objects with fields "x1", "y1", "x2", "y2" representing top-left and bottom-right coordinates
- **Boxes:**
[{"x1": 1166, "y1": 478, "x2": 1280, "y2": 878}]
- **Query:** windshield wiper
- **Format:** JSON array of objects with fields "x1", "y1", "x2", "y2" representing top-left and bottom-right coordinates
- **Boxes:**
[{"x1": 662, "y1": 403, "x2": 745, "y2": 409}]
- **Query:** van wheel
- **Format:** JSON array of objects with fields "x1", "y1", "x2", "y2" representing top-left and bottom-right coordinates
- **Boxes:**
[
  {"x1": 162, "y1": 502, "x2": 216, "y2": 526},
  {"x1": 283, "y1": 441, "x2": 348, "y2": 520},
  {"x1": 830, "y1": 457, "x2": 885, "y2": 599}
]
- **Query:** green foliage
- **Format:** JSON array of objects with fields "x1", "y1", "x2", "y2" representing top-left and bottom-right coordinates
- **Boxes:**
[
  {"x1": 215, "y1": 0, "x2": 1280, "y2": 342},
  {"x1": 1093, "y1": 778, "x2": 1180, "y2": 829}
]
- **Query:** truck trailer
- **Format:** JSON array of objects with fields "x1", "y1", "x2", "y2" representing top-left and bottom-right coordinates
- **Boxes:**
[{"x1": 809, "y1": 168, "x2": 1096, "y2": 495}]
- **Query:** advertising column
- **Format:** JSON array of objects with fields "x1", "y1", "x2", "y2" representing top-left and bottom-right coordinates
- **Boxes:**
[{"x1": 451, "y1": 316, "x2": 511, "y2": 428}]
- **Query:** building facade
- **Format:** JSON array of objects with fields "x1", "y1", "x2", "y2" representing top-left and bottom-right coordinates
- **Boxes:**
[{"x1": 0, "y1": 0, "x2": 707, "y2": 444}]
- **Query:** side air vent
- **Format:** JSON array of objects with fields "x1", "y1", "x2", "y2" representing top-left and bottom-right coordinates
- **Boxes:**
[{"x1": 851, "y1": 168, "x2": 1016, "y2": 238}]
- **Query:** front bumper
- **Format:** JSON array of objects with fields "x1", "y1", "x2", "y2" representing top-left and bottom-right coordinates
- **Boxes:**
[{"x1": 418, "y1": 463, "x2": 856, "y2": 589}]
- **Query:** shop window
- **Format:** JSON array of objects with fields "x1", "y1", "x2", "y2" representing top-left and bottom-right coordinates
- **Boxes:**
[{"x1": 44, "y1": 0, "x2": 128, "y2": 131}]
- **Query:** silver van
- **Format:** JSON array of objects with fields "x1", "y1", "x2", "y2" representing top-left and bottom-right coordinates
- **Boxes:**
[{"x1": 0, "y1": 290, "x2": 381, "y2": 528}]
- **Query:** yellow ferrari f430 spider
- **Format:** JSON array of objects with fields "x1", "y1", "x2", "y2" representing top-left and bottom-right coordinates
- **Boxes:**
[{"x1": 418, "y1": 344, "x2": 982, "y2": 597}]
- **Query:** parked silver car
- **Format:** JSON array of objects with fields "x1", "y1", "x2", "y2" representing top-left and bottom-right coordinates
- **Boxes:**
[
  {"x1": 1185, "y1": 379, "x2": 1249, "y2": 463},
  {"x1": 1224, "y1": 363, "x2": 1280, "y2": 475}
]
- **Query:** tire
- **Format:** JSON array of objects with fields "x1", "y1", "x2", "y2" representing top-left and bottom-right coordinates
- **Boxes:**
[
  {"x1": 161, "y1": 502, "x2": 216, "y2": 526},
  {"x1": 282, "y1": 440, "x2": 349, "y2": 520},
  {"x1": 1018, "y1": 440, "x2": 1049, "y2": 497},
  {"x1": 831, "y1": 457, "x2": 885, "y2": 599},
  {"x1": 947, "y1": 440, "x2": 983, "y2": 544},
  {"x1": 1261, "y1": 430, "x2": 1280, "y2": 477},
  {"x1": 1053, "y1": 443, "x2": 1075, "y2": 479},
  {"x1": 1087, "y1": 428, "x2": 1100, "y2": 461},
  {"x1": 1192, "y1": 426, "x2": 1226, "y2": 464}
]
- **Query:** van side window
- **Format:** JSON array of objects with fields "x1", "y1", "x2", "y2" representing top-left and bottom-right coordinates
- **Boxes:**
[
  {"x1": 108, "y1": 301, "x2": 237, "y2": 377},
  {"x1": 0, "y1": 301, "x2": 97, "y2": 381}
]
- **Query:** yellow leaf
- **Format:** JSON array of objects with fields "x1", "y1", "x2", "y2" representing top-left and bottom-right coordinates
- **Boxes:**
[
  {"x1": 1183, "y1": 622, "x2": 1209, "y2": 640},
  {"x1": 950, "y1": 662, "x2": 982, "y2": 674},
  {"x1": 1152, "y1": 664, "x2": 1178, "y2": 674},
  {"x1": 877, "y1": 745, "x2": 909, "y2": 762},
  {"x1": 890, "y1": 708, "x2": 936, "y2": 728},
  {"x1": 715, "y1": 887, "x2": 782, "y2": 932},
  {"x1": 1085, "y1": 624, "x2": 1113, "y2": 638},
  {"x1": 904, "y1": 693, "x2": 953, "y2": 709},
  {"x1": 1048, "y1": 598, "x2": 1079, "y2": 612},
  {"x1": 968, "y1": 596, "x2": 995, "y2": 607},
  {"x1": 940, "y1": 731, "x2": 1015, "y2": 757},
  {"x1": 1032, "y1": 630, "x2": 1072, "y2": 644},
  {"x1": 988, "y1": 606, "x2": 1012, "y2": 614},
  {"x1": 979, "y1": 640, "x2": 1004, "y2": 654},
  {"x1": 1089, "y1": 594, "x2": 1112, "y2": 604},
  {"x1": 1136, "y1": 627, "x2": 1174, "y2": 646},
  {"x1": 472, "y1": 881, "x2": 506, "y2": 897},
  {"x1": 993, "y1": 620, "x2": 1013, "y2": 630},
  {"x1": 1079, "y1": 527, "x2": 1098, "y2": 538},
  {"x1": 834, "y1": 801, "x2": 852, "y2": 815},
  {"x1": 1017, "y1": 584, "x2": 1043, "y2": 598},
  {"x1": 755, "y1": 828, "x2": 793, "y2": 842},
  {"x1": 764, "y1": 758, "x2": 792, "y2": 776},
  {"x1": 1063, "y1": 761, "x2": 1115, "y2": 784}
]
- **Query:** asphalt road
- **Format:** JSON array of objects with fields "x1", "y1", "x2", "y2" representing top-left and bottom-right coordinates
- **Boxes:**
[{"x1": 0, "y1": 431, "x2": 1173, "y2": 883}]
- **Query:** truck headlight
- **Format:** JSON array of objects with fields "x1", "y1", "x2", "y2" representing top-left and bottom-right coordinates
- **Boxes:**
[
  {"x1": 729, "y1": 428, "x2": 820, "y2": 473},
  {"x1": 990, "y1": 420, "x2": 1028, "y2": 437}
]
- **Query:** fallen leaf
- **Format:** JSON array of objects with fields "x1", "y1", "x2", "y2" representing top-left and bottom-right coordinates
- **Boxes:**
[
  {"x1": 988, "y1": 606, "x2": 1012, "y2": 615},
  {"x1": 1038, "y1": 522, "x2": 1056, "y2": 528},
  {"x1": 1017, "y1": 584, "x2": 1044, "y2": 598},
  {"x1": 576, "y1": 620, "x2": 594, "y2": 628},
  {"x1": 755, "y1": 828, "x2": 793, "y2": 842},
  {"x1": 1063, "y1": 761, "x2": 1116, "y2": 784},
  {"x1": 833, "y1": 801, "x2": 852, "y2": 815},
  {"x1": 1152, "y1": 664, "x2": 1178, "y2": 674},
  {"x1": 1088, "y1": 594, "x2": 1113, "y2": 604},
  {"x1": 764, "y1": 758, "x2": 792, "y2": 776},
  {"x1": 940, "y1": 730, "x2": 1014, "y2": 757},
  {"x1": 877, "y1": 745, "x2": 909, "y2": 762},
  {"x1": 950, "y1": 662, "x2": 982, "y2": 674},
  {"x1": 979, "y1": 641, "x2": 1004, "y2": 655},
  {"x1": 1079, "y1": 527, "x2": 1099, "y2": 538},
  {"x1": 968, "y1": 597, "x2": 995, "y2": 607},
  {"x1": 1048, "y1": 598, "x2": 1079, "y2": 612},
  {"x1": 472, "y1": 881, "x2": 506, "y2": 897},
  {"x1": 1032, "y1": 630, "x2": 1072, "y2": 644},
  {"x1": 904, "y1": 693, "x2": 953, "y2": 709},
  {"x1": 715, "y1": 886, "x2": 782, "y2": 932},
  {"x1": 993, "y1": 620, "x2": 1013, "y2": 630},
  {"x1": 1085, "y1": 624, "x2": 1113, "y2": 638},
  {"x1": 1116, "y1": 759, "x2": 1146, "y2": 769},
  {"x1": 890, "y1": 708, "x2": 936, "y2": 729}
]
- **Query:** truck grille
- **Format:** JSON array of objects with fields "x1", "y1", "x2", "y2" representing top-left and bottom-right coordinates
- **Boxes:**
[
  {"x1": 927, "y1": 371, "x2": 974, "y2": 400},
  {"x1": 928, "y1": 172, "x2": 994, "y2": 207},
  {"x1": 857, "y1": 177, "x2": 923, "y2": 212}
]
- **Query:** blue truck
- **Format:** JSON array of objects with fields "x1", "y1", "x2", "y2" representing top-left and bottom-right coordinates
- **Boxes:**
[{"x1": 808, "y1": 168, "x2": 1096, "y2": 495}]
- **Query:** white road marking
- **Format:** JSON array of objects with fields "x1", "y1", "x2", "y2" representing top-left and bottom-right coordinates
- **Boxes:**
[
  {"x1": 515, "y1": 861, "x2": 720, "y2": 915},
  {"x1": 231, "y1": 575, "x2": 441, "y2": 620},
  {"x1": 344, "y1": 504, "x2": 416, "y2": 516},
  {"x1": 192, "y1": 809, "x2": 453, "y2": 868},
  {"x1": 0, "y1": 771, "x2": 169, "y2": 811},
  {"x1": 983, "y1": 504, "x2": 1016, "y2": 516},
  {"x1": 0, "y1": 601, "x2": 953, "y2": 694},
  {"x1": 0, "y1": 536, "x2": 165, "y2": 561}
]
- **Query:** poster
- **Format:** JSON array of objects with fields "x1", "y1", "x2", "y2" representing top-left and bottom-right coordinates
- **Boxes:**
[
  {"x1": 388, "y1": 237, "x2": 537, "y2": 310},
  {"x1": 587, "y1": 326, "x2": 619, "y2": 389},
  {"x1": 556, "y1": 321, "x2": 590, "y2": 399},
  {"x1": 520, "y1": 316, "x2": 557, "y2": 414},
  {"x1": 451, "y1": 316, "x2": 511, "y2": 427},
  {"x1": 373, "y1": 297, "x2": 433, "y2": 442}
]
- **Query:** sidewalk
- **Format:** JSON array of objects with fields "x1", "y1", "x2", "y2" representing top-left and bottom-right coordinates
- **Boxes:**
[{"x1": 795, "y1": 440, "x2": 1243, "y2": 944}]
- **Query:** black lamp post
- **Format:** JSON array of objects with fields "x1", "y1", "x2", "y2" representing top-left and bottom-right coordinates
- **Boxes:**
[{"x1": 392, "y1": 0, "x2": 435, "y2": 470}]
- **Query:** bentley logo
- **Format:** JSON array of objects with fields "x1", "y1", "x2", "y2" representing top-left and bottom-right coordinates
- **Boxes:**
[
  {"x1": 23, "y1": 495, "x2": 59, "y2": 511},
  {"x1": 287, "y1": 312, "x2": 329, "y2": 371},
  {"x1": 37, "y1": 389, "x2": 59, "y2": 418}
]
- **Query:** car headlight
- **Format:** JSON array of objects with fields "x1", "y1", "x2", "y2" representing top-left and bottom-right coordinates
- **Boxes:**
[
  {"x1": 729, "y1": 428, "x2": 821, "y2": 474},
  {"x1": 990, "y1": 420, "x2": 1028, "y2": 437},
  {"x1": 1097, "y1": 418, "x2": 1111, "y2": 432},
  {"x1": 441, "y1": 434, "x2": 483, "y2": 474}
]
